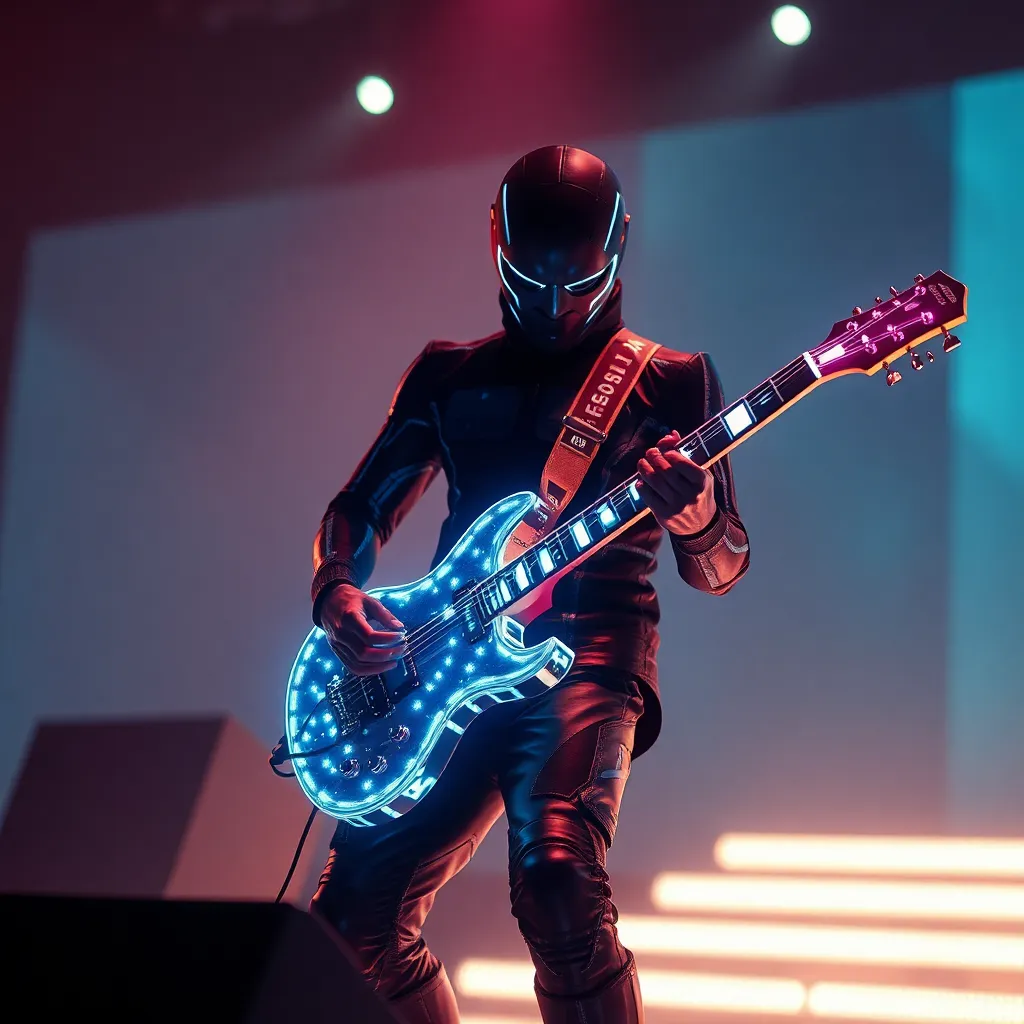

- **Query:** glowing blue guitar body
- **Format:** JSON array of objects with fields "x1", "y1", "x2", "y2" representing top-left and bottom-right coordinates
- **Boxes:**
[
  {"x1": 283, "y1": 271, "x2": 968, "y2": 824},
  {"x1": 284, "y1": 492, "x2": 575, "y2": 825}
]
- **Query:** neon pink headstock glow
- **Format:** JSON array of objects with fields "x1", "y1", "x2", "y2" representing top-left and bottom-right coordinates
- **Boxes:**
[{"x1": 810, "y1": 271, "x2": 968, "y2": 382}]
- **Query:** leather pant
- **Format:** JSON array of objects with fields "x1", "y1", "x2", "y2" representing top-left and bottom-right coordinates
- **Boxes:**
[{"x1": 310, "y1": 667, "x2": 645, "y2": 1024}]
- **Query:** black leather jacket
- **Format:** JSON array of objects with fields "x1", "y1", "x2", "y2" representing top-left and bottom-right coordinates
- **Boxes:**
[{"x1": 311, "y1": 284, "x2": 749, "y2": 755}]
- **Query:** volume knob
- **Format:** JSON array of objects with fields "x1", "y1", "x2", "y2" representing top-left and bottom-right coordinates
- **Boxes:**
[
  {"x1": 341, "y1": 758, "x2": 360, "y2": 778},
  {"x1": 368, "y1": 755, "x2": 388, "y2": 774},
  {"x1": 389, "y1": 725, "x2": 410, "y2": 744}
]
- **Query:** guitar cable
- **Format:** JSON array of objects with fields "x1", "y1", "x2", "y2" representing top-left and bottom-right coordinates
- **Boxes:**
[
  {"x1": 268, "y1": 724, "x2": 320, "y2": 904},
  {"x1": 274, "y1": 806, "x2": 318, "y2": 904},
  {"x1": 268, "y1": 702, "x2": 341, "y2": 777}
]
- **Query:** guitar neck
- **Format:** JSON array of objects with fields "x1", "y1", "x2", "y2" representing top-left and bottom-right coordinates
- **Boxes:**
[{"x1": 475, "y1": 351, "x2": 823, "y2": 618}]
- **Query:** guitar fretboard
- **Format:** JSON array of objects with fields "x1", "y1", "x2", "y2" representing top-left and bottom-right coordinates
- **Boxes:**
[{"x1": 476, "y1": 353, "x2": 820, "y2": 618}]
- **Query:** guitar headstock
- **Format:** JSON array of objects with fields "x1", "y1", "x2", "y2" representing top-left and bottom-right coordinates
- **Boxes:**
[{"x1": 811, "y1": 271, "x2": 967, "y2": 384}]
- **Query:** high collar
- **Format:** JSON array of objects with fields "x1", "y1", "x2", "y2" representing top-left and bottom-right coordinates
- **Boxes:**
[{"x1": 498, "y1": 280, "x2": 625, "y2": 359}]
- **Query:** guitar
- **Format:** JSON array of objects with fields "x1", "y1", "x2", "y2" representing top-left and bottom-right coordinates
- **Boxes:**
[{"x1": 283, "y1": 270, "x2": 967, "y2": 825}]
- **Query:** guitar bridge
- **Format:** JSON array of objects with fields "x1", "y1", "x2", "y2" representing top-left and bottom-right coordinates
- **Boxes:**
[
  {"x1": 326, "y1": 672, "x2": 394, "y2": 730},
  {"x1": 325, "y1": 675, "x2": 361, "y2": 736}
]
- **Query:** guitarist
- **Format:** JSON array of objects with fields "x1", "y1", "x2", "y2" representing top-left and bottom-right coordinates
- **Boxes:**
[{"x1": 309, "y1": 145, "x2": 750, "y2": 1024}]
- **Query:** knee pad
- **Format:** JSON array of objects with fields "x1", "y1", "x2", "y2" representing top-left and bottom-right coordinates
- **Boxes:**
[{"x1": 508, "y1": 814, "x2": 613, "y2": 978}]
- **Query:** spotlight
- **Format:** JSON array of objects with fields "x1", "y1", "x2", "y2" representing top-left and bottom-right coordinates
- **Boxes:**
[
  {"x1": 356, "y1": 75, "x2": 394, "y2": 115},
  {"x1": 771, "y1": 5, "x2": 811, "y2": 46}
]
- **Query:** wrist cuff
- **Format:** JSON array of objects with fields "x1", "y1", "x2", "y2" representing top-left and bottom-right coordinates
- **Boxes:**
[
  {"x1": 670, "y1": 508, "x2": 726, "y2": 556},
  {"x1": 311, "y1": 559, "x2": 359, "y2": 626}
]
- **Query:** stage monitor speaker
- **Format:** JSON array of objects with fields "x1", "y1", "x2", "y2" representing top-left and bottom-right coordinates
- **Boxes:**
[
  {"x1": 0, "y1": 715, "x2": 330, "y2": 903},
  {"x1": 1, "y1": 893, "x2": 400, "y2": 1022}
]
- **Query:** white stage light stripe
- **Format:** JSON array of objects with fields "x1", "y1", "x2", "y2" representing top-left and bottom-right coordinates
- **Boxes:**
[
  {"x1": 454, "y1": 960, "x2": 533, "y2": 1001},
  {"x1": 461, "y1": 1017, "x2": 540, "y2": 1024},
  {"x1": 454, "y1": 960, "x2": 807, "y2": 1013},
  {"x1": 641, "y1": 969, "x2": 806, "y2": 1013},
  {"x1": 650, "y1": 872, "x2": 1024, "y2": 921},
  {"x1": 615, "y1": 916, "x2": 1024, "y2": 971},
  {"x1": 808, "y1": 982, "x2": 1024, "y2": 1023},
  {"x1": 714, "y1": 834, "x2": 1024, "y2": 877}
]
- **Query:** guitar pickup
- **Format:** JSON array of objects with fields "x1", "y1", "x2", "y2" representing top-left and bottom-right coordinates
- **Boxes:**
[
  {"x1": 388, "y1": 655, "x2": 421, "y2": 704},
  {"x1": 360, "y1": 673, "x2": 394, "y2": 719}
]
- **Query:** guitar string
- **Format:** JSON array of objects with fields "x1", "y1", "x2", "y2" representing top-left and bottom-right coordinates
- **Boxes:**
[
  {"x1": 328, "y1": 460, "x2": 677, "y2": 706},
  {"x1": 303, "y1": 301, "x2": 950, "y2": 773},
  {"x1": 330, "y1": 321, "x2": 915, "y2": 706},
  {"x1": 346, "y1": 368, "x2": 763, "y2": 666},
  {"x1": 328, "y1": 311, "x2": 917, "y2": 705},
  {"x1": 328, "y1": 306, "x2": 932, "y2": 705},
  {"x1": 327, "y1": 372, "x2": 788, "y2": 705},
  {"x1": 425, "y1": 299, "x2": 937, "y2": 640},
  {"x1": 337, "y1": 349, "x2": 821, "y2": 673}
]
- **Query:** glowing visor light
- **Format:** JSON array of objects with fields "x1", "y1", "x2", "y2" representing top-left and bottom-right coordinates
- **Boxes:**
[
  {"x1": 495, "y1": 248, "x2": 522, "y2": 306},
  {"x1": 603, "y1": 192, "x2": 622, "y2": 250},
  {"x1": 584, "y1": 254, "x2": 619, "y2": 319}
]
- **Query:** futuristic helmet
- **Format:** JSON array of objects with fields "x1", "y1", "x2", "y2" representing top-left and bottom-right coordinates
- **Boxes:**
[{"x1": 490, "y1": 145, "x2": 629, "y2": 349}]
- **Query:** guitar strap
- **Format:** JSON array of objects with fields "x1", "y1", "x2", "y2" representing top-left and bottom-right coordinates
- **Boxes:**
[{"x1": 503, "y1": 327, "x2": 660, "y2": 561}]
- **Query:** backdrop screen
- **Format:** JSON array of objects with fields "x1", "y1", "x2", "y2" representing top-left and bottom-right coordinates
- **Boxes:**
[{"x1": 2, "y1": 73, "x2": 1020, "y2": 879}]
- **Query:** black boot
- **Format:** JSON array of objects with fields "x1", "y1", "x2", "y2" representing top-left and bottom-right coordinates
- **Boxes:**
[
  {"x1": 388, "y1": 963, "x2": 460, "y2": 1024},
  {"x1": 534, "y1": 952, "x2": 644, "y2": 1024}
]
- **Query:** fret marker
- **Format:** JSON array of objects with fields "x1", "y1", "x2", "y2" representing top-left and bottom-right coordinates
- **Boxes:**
[
  {"x1": 802, "y1": 350, "x2": 823, "y2": 379},
  {"x1": 538, "y1": 548, "x2": 555, "y2": 575},
  {"x1": 498, "y1": 579, "x2": 512, "y2": 604},
  {"x1": 723, "y1": 402, "x2": 754, "y2": 437},
  {"x1": 571, "y1": 521, "x2": 592, "y2": 549},
  {"x1": 598, "y1": 503, "x2": 618, "y2": 528},
  {"x1": 514, "y1": 562, "x2": 529, "y2": 591}
]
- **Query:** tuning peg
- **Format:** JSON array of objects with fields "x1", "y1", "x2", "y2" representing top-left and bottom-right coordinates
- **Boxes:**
[
  {"x1": 875, "y1": 296, "x2": 883, "y2": 304},
  {"x1": 926, "y1": 351, "x2": 935, "y2": 362},
  {"x1": 941, "y1": 326, "x2": 961, "y2": 353},
  {"x1": 883, "y1": 361, "x2": 902, "y2": 386},
  {"x1": 889, "y1": 285, "x2": 900, "y2": 298},
  {"x1": 852, "y1": 305, "x2": 863, "y2": 315},
  {"x1": 910, "y1": 351, "x2": 924, "y2": 370},
  {"x1": 914, "y1": 273, "x2": 925, "y2": 283}
]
